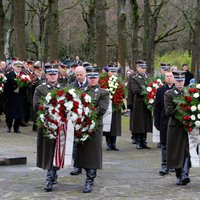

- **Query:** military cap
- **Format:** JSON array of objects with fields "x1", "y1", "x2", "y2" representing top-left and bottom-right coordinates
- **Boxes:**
[
  {"x1": 135, "y1": 60, "x2": 147, "y2": 68},
  {"x1": 172, "y1": 70, "x2": 186, "y2": 81},
  {"x1": 86, "y1": 66, "x2": 99, "y2": 78},
  {"x1": 160, "y1": 63, "x2": 170, "y2": 71},
  {"x1": 82, "y1": 62, "x2": 91, "y2": 68},
  {"x1": 107, "y1": 64, "x2": 118, "y2": 72},
  {"x1": 44, "y1": 63, "x2": 59, "y2": 75},
  {"x1": 33, "y1": 61, "x2": 42, "y2": 68},
  {"x1": 13, "y1": 60, "x2": 23, "y2": 67},
  {"x1": 69, "y1": 62, "x2": 78, "y2": 68}
]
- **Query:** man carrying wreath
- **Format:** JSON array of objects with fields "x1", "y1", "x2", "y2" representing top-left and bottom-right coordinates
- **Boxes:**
[
  {"x1": 73, "y1": 66, "x2": 109, "y2": 193},
  {"x1": 164, "y1": 70, "x2": 191, "y2": 185},
  {"x1": 33, "y1": 63, "x2": 64, "y2": 192}
]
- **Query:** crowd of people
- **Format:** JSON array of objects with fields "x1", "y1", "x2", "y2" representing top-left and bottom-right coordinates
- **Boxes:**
[{"x1": 0, "y1": 55, "x2": 196, "y2": 193}]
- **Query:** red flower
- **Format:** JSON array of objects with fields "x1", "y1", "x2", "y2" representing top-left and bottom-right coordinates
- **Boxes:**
[
  {"x1": 81, "y1": 93, "x2": 86, "y2": 98},
  {"x1": 57, "y1": 90, "x2": 64, "y2": 96},
  {"x1": 184, "y1": 96, "x2": 193, "y2": 102},
  {"x1": 39, "y1": 105, "x2": 44, "y2": 110}
]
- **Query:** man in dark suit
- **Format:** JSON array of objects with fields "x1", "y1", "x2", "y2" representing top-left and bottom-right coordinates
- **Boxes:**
[
  {"x1": 164, "y1": 70, "x2": 191, "y2": 185},
  {"x1": 74, "y1": 66, "x2": 109, "y2": 193},
  {"x1": 129, "y1": 60, "x2": 152, "y2": 149},
  {"x1": 69, "y1": 66, "x2": 88, "y2": 175},
  {"x1": 4, "y1": 61, "x2": 27, "y2": 133},
  {"x1": 154, "y1": 70, "x2": 174, "y2": 175}
]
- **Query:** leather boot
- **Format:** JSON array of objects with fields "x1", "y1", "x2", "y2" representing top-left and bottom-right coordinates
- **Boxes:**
[
  {"x1": 111, "y1": 136, "x2": 119, "y2": 151},
  {"x1": 83, "y1": 169, "x2": 96, "y2": 193},
  {"x1": 52, "y1": 166, "x2": 59, "y2": 184},
  {"x1": 136, "y1": 134, "x2": 143, "y2": 149},
  {"x1": 141, "y1": 133, "x2": 150, "y2": 149},
  {"x1": 70, "y1": 167, "x2": 82, "y2": 175},
  {"x1": 105, "y1": 136, "x2": 112, "y2": 151},
  {"x1": 180, "y1": 157, "x2": 191, "y2": 185},
  {"x1": 44, "y1": 170, "x2": 53, "y2": 192},
  {"x1": 175, "y1": 168, "x2": 182, "y2": 185}
]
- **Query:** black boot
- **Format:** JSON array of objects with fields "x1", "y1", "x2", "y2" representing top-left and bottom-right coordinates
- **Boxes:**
[
  {"x1": 136, "y1": 134, "x2": 143, "y2": 149},
  {"x1": 105, "y1": 136, "x2": 112, "y2": 151},
  {"x1": 52, "y1": 166, "x2": 59, "y2": 184},
  {"x1": 175, "y1": 168, "x2": 182, "y2": 185},
  {"x1": 111, "y1": 136, "x2": 119, "y2": 151},
  {"x1": 180, "y1": 157, "x2": 191, "y2": 185},
  {"x1": 44, "y1": 170, "x2": 53, "y2": 192},
  {"x1": 70, "y1": 167, "x2": 82, "y2": 175},
  {"x1": 131, "y1": 133, "x2": 136, "y2": 144},
  {"x1": 83, "y1": 169, "x2": 96, "y2": 193},
  {"x1": 141, "y1": 133, "x2": 150, "y2": 149}
]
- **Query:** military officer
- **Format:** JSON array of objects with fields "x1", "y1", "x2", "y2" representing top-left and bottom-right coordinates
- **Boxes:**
[
  {"x1": 74, "y1": 66, "x2": 109, "y2": 193},
  {"x1": 33, "y1": 63, "x2": 64, "y2": 192},
  {"x1": 103, "y1": 65, "x2": 122, "y2": 151},
  {"x1": 129, "y1": 60, "x2": 152, "y2": 149},
  {"x1": 164, "y1": 70, "x2": 191, "y2": 185}
]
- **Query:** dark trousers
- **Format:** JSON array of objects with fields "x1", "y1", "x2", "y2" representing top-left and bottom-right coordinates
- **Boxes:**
[
  {"x1": 105, "y1": 135, "x2": 117, "y2": 148},
  {"x1": 6, "y1": 118, "x2": 20, "y2": 131},
  {"x1": 161, "y1": 144, "x2": 167, "y2": 169}
]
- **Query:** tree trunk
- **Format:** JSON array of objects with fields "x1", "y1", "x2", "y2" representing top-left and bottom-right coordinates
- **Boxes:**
[
  {"x1": 44, "y1": 0, "x2": 59, "y2": 62},
  {"x1": 117, "y1": 0, "x2": 127, "y2": 74},
  {"x1": 13, "y1": 0, "x2": 26, "y2": 59},
  {"x1": 95, "y1": 0, "x2": 107, "y2": 68},
  {"x1": 81, "y1": 0, "x2": 96, "y2": 63},
  {"x1": 192, "y1": 0, "x2": 200, "y2": 81},
  {"x1": 129, "y1": 0, "x2": 139, "y2": 70},
  {"x1": 0, "y1": 0, "x2": 4, "y2": 60}
]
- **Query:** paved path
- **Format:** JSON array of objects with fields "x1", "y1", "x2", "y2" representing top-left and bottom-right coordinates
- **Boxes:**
[{"x1": 1, "y1": 117, "x2": 200, "y2": 200}]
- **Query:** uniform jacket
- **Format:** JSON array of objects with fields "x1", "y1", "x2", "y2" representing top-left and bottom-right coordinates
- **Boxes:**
[
  {"x1": 74, "y1": 85, "x2": 109, "y2": 169},
  {"x1": 33, "y1": 82, "x2": 63, "y2": 170},
  {"x1": 4, "y1": 71, "x2": 27, "y2": 119},
  {"x1": 130, "y1": 73, "x2": 152, "y2": 134},
  {"x1": 154, "y1": 83, "x2": 174, "y2": 144},
  {"x1": 164, "y1": 87, "x2": 189, "y2": 169}
]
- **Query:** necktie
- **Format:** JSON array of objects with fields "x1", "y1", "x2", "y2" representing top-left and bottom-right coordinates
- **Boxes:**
[{"x1": 80, "y1": 82, "x2": 83, "y2": 88}]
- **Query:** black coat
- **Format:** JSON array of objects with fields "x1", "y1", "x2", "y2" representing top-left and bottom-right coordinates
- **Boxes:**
[
  {"x1": 129, "y1": 73, "x2": 152, "y2": 134},
  {"x1": 154, "y1": 84, "x2": 174, "y2": 144},
  {"x1": 4, "y1": 71, "x2": 27, "y2": 119},
  {"x1": 184, "y1": 70, "x2": 194, "y2": 86}
]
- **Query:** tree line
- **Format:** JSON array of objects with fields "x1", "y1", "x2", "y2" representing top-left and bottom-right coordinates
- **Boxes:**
[{"x1": 0, "y1": 0, "x2": 199, "y2": 77}]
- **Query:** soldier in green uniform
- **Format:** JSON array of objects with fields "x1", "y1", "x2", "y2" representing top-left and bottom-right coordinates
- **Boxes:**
[
  {"x1": 129, "y1": 60, "x2": 152, "y2": 149},
  {"x1": 164, "y1": 70, "x2": 191, "y2": 185},
  {"x1": 74, "y1": 66, "x2": 109, "y2": 193},
  {"x1": 33, "y1": 63, "x2": 64, "y2": 192}
]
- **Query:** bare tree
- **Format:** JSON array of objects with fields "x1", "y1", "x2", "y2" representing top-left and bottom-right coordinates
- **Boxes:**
[
  {"x1": 117, "y1": 0, "x2": 127, "y2": 72},
  {"x1": 95, "y1": 0, "x2": 107, "y2": 67},
  {"x1": 80, "y1": 0, "x2": 96, "y2": 63},
  {"x1": 193, "y1": 0, "x2": 200, "y2": 81},
  {"x1": 13, "y1": 0, "x2": 26, "y2": 59},
  {"x1": 44, "y1": 0, "x2": 59, "y2": 61},
  {"x1": 0, "y1": 0, "x2": 4, "y2": 59},
  {"x1": 129, "y1": 0, "x2": 139, "y2": 69}
]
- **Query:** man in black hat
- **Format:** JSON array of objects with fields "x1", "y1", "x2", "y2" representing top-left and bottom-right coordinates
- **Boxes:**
[
  {"x1": 164, "y1": 70, "x2": 191, "y2": 185},
  {"x1": 129, "y1": 60, "x2": 152, "y2": 149},
  {"x1": 33, "y1": 63, "x2": 64, "y2": 192},
  {"x1": 73, "y1": 66, "x2": 109, "y2": 193}
]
